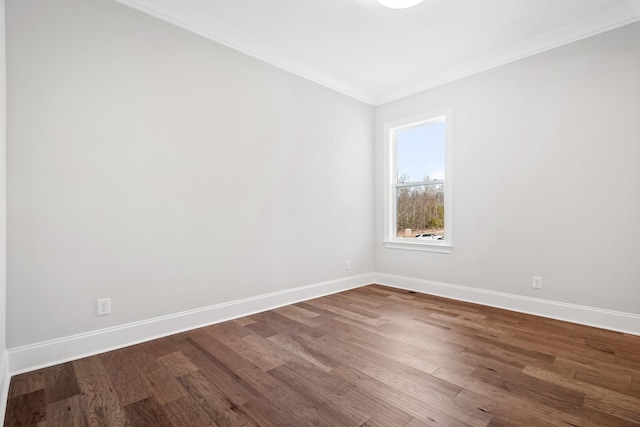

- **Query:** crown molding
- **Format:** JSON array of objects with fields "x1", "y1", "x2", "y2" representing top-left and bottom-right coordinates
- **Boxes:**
[
  {"x1": 373, "y1": 2, "x2": 640, "y2": 105},
  {"x1": 113, "y1": 0, "x2": 376, "y2": 104},
  {"x1": 115, "y1": 0, "x2": 640, "y2": 106}
]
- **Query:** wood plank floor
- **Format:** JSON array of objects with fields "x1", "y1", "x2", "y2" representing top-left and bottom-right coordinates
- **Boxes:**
[{"x1": 5, "y1": 285, "x2": 640, "y2": 426}]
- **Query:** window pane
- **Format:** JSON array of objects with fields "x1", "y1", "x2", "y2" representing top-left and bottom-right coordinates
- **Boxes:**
[
  {"x1": 396, "y1": 120, "x2": 445, "y2": 183},
  {"x1": 396, "y1": 184, "x2": 444, "y2": 239}
]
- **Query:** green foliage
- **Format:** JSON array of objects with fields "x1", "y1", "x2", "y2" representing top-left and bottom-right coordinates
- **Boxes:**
[{"x1": 396, "y1": 185, "x2": 444, "y2": 234}]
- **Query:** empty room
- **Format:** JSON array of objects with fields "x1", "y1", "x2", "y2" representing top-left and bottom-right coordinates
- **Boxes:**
[{"x1": 1, "y1": 0, "x2": 640, "y2": 425}]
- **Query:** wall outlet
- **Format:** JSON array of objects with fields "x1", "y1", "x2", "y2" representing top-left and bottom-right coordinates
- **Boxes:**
[
  {"x1": 532, "y1": 276, "x2": 543, "y2": 289},
  {"x1": 345, "y1": 260, "x2": 352, "y2": 270},
  {"x1": 97, "y1": 298, "x2": 111, "y2": 316}
]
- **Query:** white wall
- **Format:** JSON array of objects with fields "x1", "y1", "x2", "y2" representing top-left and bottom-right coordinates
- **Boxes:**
[
  {"x1": 5, "y1": 0, "x2": 639, "y2": 367},
  {"x1": 0, "y1": 0, "x2": 8, "y2": 388},
  {"x1": 375, "y1": 22, "x2": 640, "y2": 315},
  {"x1": 6, "y1": 0, "x2": 373, "y2": 349}
]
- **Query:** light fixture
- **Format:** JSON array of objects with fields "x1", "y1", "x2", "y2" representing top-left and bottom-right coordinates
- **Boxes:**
[{"x1": 377, "y1": 0, "x2": 424, "y2": 9}]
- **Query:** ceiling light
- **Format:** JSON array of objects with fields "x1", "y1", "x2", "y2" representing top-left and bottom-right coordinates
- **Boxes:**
[{"x1": 377, "y1": 0, "x2": 424, "y2": 9}]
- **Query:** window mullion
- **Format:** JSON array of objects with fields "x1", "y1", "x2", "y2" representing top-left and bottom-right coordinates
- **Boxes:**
[{"x1": 395, "y1": 180, "x2": 444, "y2": 188}]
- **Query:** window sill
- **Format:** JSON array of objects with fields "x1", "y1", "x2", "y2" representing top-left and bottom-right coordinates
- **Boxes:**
[{"x1": 383, "y1": 240, "x2": 453, "y2": 253}]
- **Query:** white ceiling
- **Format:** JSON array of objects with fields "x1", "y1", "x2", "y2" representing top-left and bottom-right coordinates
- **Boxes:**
[{"x1": 115, "y1": 0, "x2": 640, "y2": 105}]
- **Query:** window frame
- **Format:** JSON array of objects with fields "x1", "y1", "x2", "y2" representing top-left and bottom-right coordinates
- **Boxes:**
[{"x1": 383, "y1": 108, "x2": 453, "y2": 253}]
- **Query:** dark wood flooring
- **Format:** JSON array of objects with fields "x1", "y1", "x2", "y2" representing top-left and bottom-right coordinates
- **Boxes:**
[{"x1": 5, "y1": 285, "x2": 640, "y2": 426}]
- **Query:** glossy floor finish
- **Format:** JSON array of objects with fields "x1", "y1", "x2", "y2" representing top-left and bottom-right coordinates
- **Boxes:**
[{"x1": 4, "y1": 285, "x2": 640, "y2": 426}]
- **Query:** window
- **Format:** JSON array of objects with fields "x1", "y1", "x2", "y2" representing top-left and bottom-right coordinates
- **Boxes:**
[{"x1": 384, "y1": 109, "x2": 452, "y2": 253}]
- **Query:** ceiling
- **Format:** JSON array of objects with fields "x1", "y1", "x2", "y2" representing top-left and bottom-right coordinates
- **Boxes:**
[{"x1": 115, "y1": 0, "x2": 640, "y2": 105}]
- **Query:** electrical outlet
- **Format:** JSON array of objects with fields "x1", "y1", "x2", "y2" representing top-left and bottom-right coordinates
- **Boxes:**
[
  {"x1": 97, "y1": 298, "x2": 111, "y2": 316},
  {"x1": 345, "y1": 260, "x2": 352, "y2": 270},
  {"x1": 532, "y1": 276, "x2": 543, "y2": 289}
]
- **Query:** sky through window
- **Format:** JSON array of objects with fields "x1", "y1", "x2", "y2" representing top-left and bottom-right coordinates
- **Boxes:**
[{"x1": 396, "y1": 121, "x2": 445, "y2": 183}]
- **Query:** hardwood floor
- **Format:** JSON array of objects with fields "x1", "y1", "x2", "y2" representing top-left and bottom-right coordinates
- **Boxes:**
[{"x1": 5, "y1": 285, "x2": 640, "y2": 426}]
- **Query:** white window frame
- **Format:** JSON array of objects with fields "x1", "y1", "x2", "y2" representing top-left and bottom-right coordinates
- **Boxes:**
[{"x1": 383, "y1": 108, "x2": 453, "y2": 253}]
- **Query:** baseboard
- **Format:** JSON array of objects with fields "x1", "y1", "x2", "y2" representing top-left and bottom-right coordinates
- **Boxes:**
[
  {"x1": 8, "y1": 273, "x2": 373, "y2": 375},
  {"x1": 9, "y1": 271, "x2": 638, "y2": 376},
  {"x1": 0, "y1": 350, "x2": 10, "y2": 425},
  {"x1": 374, "y1": 273, "x2": 640, "y2": 336}
]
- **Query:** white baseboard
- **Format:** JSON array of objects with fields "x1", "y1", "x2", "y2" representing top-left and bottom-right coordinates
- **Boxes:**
[
  {"x1": 0, "y1": 350, "x2": 10, "y2": 425},
  {"x1": 374, "y1": 273, "x2": 640, "y2": 336},
  {"x1": 9, "y1": 271, "x2": 639, "y2": 376},
  {"x1": 8, "y1": 273, "x2": 373, "y2": 375}
]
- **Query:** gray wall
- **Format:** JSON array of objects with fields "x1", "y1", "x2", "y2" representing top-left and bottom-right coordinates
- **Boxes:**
[
  {"x1": 375, "y1": 22, "x2": 640, "y2": 314},
  {"x1": 0, "y1": 0, "x2": 6, "y2": 360},
  {"x1": 6, "y1": 0, "x2": 374, "y2": 348},
  {"x1": 6, "y1": 0, "x2": 640, "y2": 351}
]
